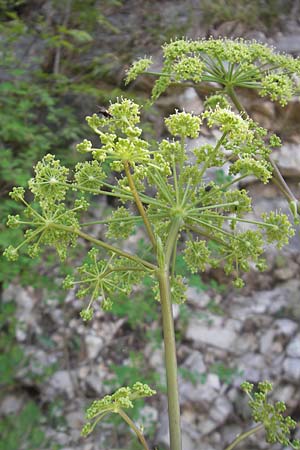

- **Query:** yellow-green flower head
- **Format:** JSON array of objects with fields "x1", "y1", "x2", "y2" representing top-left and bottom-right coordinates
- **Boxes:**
[
  {"x1": 173, "y1": 56, "x2": 204, "y2": 82},
  {"x1": 109, "y1": 98, "x2": 141, "y2": 130},
  {"x1": 81, "y1": 382, "x2": 156, "y2": 436},
  {"x1": 260, "y1": 73, "x2": 294, "y2": 106},
  {"x1": 125, "y1": 56, "x2": 153, "y2": 85},
  {"x1": 29, "y1": 154, "x2": 69, "y2": 205},
  {"x1": 165, "y1": 110, "x2": 201, "y2": 138},
  {"x1": 202, "y1": 106, "x2": 249, "y2": 139}
]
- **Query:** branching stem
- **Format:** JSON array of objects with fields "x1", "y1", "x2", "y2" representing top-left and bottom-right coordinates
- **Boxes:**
[
  {"x1": 124, "y1": 161, "x2": 157, "y2": 249},
  {"x1": 50, "y1": 223, "x2": 157, "y2": 271},
  {"x1": 118, "y1": 409, "x2": 151, "y2": 450},
  {"x1": 224, "y1": 423, "x2": 264, "y2": 450}
]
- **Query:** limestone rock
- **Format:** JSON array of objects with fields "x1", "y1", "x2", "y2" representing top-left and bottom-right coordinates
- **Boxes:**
[
  {"x1": 186, "y1": 316, "x2": 238, "y2": 351},
  {"x1": 84, "y1": 334, "x2": 104, "y2": 359},
  {"x1": 286, "y1": 334, "x2": 300, "y2": 358},
  {"x1": 274, "y1": 143, "x2": 300, "y2": 177},
  {"x1": 283, "y1": 357, "x2": 300, "y2": 381}
]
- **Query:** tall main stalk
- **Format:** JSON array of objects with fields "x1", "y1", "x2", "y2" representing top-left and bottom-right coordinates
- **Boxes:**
[
  {"x1": 124, "y1": 156, "x2": 183, "y2": 450},
  {"x1": 158, "y1": 218, "x2": 183, "y2": 450}
]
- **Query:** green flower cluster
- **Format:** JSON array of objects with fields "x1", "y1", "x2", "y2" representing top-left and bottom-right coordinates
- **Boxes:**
[
  {"x1": 3, "y1": 84, "x2": 297, "y2": 312},
  {"x1": 81, "y1": 382, "x2": 156, "y2": 437},
  {"x1": 3, "y1": 155, "x2": 88, "y2": 261},
  {"x1": 126, "y1": 37, "x2": 300, "y2": 106},
  {"x1": 183, "y1": 240, "x2": 211, "y2": 273},
  {"x1": 63, "y1": 248, "x2": 147, "y2": 321},
  {"x1": 261, "y1": 211, "x2": 295, "y2": 248},
  {"x1": 106, "y1": 206, "x2": 137, "y2": 239},
  {"x1": 165, "y1": 111, "x2": 202, "y2": 139},
  {"x1": 241, "y1": 381, "x2": 300, "y2": 449},
  {"x1": 74, "y1": 160, "x2": 106, "y2": 191},
  {"x1": 125, "y1": 57, "x2": 153, "y2": 84}
]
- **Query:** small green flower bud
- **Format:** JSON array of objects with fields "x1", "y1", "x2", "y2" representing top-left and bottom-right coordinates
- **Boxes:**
[
  {"x1": 76, "y1": 139, "x2": 93, "y2": 153},
  {"x1": 62, "y1": 275, "x2": 75, "y2": 289},
  {"x1": 80, "y1": 308, "x2": 94, "y2": 321},
  {"x1": 9, "y1": 187, "x2": 25, "y2": 201},
  {"x1": 233, "y1": 277, "x2": 244, "y2": 288},
  {"x1": 6, "y1": 214, "x2": 21, "y2": 228},
  {"x1": 81, "y1": 422, "x2": 93, "y2": 437},
  {"x1": 3, "y1": 245, "x2": 19, "y2": 261}
]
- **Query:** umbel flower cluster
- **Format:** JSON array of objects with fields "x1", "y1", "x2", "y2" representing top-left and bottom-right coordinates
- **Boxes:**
[
  {"x1": 4, "y1": 97, "x2": 295, "y2": 315},
  {"x1": 81, "y1": 382, "x2": 156, "y2": 437},
  {"x1": 126, "y1": 37, "x2": 300, "y2": 106}
]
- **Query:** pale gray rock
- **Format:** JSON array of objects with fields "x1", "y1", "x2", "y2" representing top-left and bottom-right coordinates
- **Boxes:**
[
  {"x1": 273, "y1": 143, "x2": 300, "y2": 177},
  {"x1": 172, "y1": 303, "x2": 180, "y2": 320},
  {"x1": 26, "y1": 348, "x2": 58, "y2": 376},
  {"x1": 283, "y1": 357, "x2": 300, "y2": 381},
  {"x1": 274, "y1": 261, "x2": 298, "y2": 281},
  {"x1": 273, "y1": 384, "x2": 296, "y2": 404},
  {"x1": 260, "y1": 329, "x2": 276, "y2": 355},
  {"x1": 275, "y1": 33, "x2": 300, "y2": 54},
  {"x1": 85, "y1": 373, "x2": 103, "y2": 394},
  {"x1": 84, "y1": 334, "x2": 104, "y2": 359},
  {"x1": 0, "y1": 395, "x2": 24, "y2": 415},
  {"x1": 77, "y1": 365, "x2": 89, "y2": 380},
  {"x1": 182, "y1": 432, "x2": 196, "y2": 450},
  {"x1": 139, "y1": 405, "x2": 158, "y2": 429},
  {"x1": 180, "y1": 374, "x2": 220, "y2": 406},
  {"x1": 156, "y1": 406, "x2": 170, "y2": 449},
  {"x1": 65, "y1": 410, "x2": 84, "y2": 431},
  {"x1": 47, "y1": 370, "x2": 74, "y2": 398},
  {"x1": 178, "y1": 87, "x2": 204, "y2": 114},
  {"x1": 184, "y1": 350, "x2": 206, "y2": 374},
  {"x1": 286, "y1": 334, "x2": 300, "y2": 358},
  {"x1": 210, "y1": 395, "x2": 233, "y2": 425},
  {"x1": 46, "y1": 430, "x2": 69, "y2": 446},
  {"x1": 274, "y1": 319, "x2": 298, "y2": 337},
  {"x1": 186, "y1": 286, "x2": 210, "y2": 308},
  {"x1": 197, "y1": 417, "x2": 217, "y2": 435},
  {"x1": 2, "y1": 284, "x2": 36, "y2": 335},
  {"x1": 221, "y1": 424, "x2": 243, "y2": 446},
  {"x1": 236, "y1": 352, "x2": 266, "y2": 383},
  {"x1": 186, "y1": 316, "x2": 238, "y2": 351}
]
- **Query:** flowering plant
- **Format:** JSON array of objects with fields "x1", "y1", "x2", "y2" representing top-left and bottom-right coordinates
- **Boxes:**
[{"x1": 4, "y1": 38, "x2": 300, "y2": 450}]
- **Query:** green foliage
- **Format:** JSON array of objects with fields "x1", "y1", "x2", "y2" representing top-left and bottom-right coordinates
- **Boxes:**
[
  {"x1": 0, "y1": 401, "x2": 47, "y2": 450},
  {"x1": 210, "y1": 363, "x2": 242, "y2": 385},
  {"x1": 0, "y1": 301, "x2": 24, "y2": 386},
  {"x1": 0, "y1": 300, "x2": 60, "y2": 450},
  {"x1": 0, "y1": 1, "x2": 128, "y2": 285},
  {"x1": 199, "y1": 0, "x2": 294, "y2": 30}
]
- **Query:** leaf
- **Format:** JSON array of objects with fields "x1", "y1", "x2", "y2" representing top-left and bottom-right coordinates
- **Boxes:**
[{"x1": 65, "y1": 29, "x2": 93, "y2": 43}]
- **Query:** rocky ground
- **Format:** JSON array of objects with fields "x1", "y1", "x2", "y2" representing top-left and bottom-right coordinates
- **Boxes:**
[{"x1": 1, "y1": 3, "x2": 300, "y2": 450}]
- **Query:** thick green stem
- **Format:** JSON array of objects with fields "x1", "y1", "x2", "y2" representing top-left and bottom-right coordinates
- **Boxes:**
[
  {"x1": 158, "y1": 270, "x2": 182, "y2": 450},
  {"x1": 158, "y1": 218, "x2": 183, "y2": 450},
  {"x1": 224, "y1": 423, "x2": 264, "y2": 450}
]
